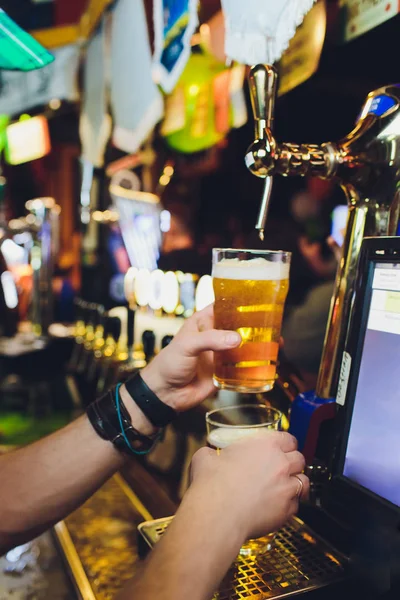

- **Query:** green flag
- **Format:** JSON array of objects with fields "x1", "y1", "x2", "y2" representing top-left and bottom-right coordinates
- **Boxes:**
[{"x1": 0, "y1": 9, "x2": 54, "y2": 72}]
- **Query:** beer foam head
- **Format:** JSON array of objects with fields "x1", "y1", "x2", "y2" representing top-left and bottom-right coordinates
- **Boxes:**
[
  {"x1": 212, "y1": 257, "x2": 289, "y2": 281},
  {"x1": 207, "y1": 426, "x2": 271, "y2": 449}
]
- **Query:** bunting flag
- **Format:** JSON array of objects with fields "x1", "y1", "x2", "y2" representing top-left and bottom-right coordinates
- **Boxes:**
[
  {"x1": 111, "y1": 0, "x2": 163, "y2": 154},
  {"x1": 0, "y1": 9, "x2": 54, "y2": 71},
  {"x1": 0, "y1": 43, "x2": 79, "y2": 116},
  {"x1": 79, "y1": 23, "x2": 111, "y2": 167},
  {"x1": 220, "y1": 0, "x2": 316, "y2": 65},
  {"x1": 340, "y1": 0, "x2": 400, "y2": 42},
  {"x1": 152, "y1": 0, "x2": 199, "y2": 93},
  {"x1": 161, "y1": 52, "x2": 246, "y2": 154}
]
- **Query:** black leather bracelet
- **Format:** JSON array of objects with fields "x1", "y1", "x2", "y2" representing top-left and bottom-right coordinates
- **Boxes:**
[
  {"x1": 87, "y1": 388, "x2": 159, "y2": 455},
  {"x1": 124, "y1": 371, "x2": 177, "y2": 428}
]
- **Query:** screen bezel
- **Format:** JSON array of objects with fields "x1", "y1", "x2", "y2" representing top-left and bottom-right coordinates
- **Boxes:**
[{"x1": 331, "y1": 237, "x2": 400, "y2": 518}]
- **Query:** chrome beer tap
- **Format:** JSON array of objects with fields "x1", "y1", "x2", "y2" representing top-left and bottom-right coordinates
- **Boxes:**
[
  {"x1": 246, "y1": 64, "x2": 279, "y2": 239},
  {"x1": 246, "y1": 64, "x2": 400, "y2": 399},
  {"x1": 25, "y1": 198, "x2": 60, "y2": 337},
  {"x1": 7, "y1": 198, "x2": 60, "y2": 337}
]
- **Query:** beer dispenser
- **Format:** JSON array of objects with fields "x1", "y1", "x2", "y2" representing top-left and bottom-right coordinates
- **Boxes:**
[
  {"x1": 245, "y1": 65, "x2": 400, "y2": 457},
  {"x1": 25, "y1": 198, "x2": 60, "y2": 337},
  {"x1": 6, "y1": 197, "x2": 60, "y2": 337}
]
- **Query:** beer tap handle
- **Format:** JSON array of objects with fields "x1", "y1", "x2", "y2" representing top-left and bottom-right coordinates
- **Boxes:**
[
  {"x1": 248, "y1": 64, "x2": 278, "y2": 139},
  {"x1": 247, "y1": 65, "x2": 278, "y2": 239}
]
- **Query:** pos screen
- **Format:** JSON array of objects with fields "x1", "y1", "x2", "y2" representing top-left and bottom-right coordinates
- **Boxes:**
[{"x1": 342, "y1": 261, "x2": 400, "y2": 507}]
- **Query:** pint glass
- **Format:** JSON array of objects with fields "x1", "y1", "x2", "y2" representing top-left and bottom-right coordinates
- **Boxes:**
[
  {"x1": 212, "y1": 248, "x2": 291, "y2": 393},
  {"x1": 206, "y1": 404, "x2": 282, "y2": 557}
]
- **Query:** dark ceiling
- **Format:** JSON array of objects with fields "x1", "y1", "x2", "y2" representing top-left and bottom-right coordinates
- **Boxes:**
[
  {"x1": 0, "y1": 0, "x2": 84, "y2": 29},
  {"x1": 0, "y1": 0, "x2": 222, "y2": 30}
]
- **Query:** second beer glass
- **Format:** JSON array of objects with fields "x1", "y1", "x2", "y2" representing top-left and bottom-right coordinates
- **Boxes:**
[
  {"x1": 206, "y1": 404, "x2": 282, "y2": 556},
  {"x1": 212, "y1": 248, "x2": 291, "y2": 393}
]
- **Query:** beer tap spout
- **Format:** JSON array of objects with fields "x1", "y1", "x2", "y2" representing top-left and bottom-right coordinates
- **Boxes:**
[
  {"x1": 245, "y1": 64, "x2": 337, "y2": 238},
  {"x1": 256, "y1": 177, "x2": 273, "y2": 241}
]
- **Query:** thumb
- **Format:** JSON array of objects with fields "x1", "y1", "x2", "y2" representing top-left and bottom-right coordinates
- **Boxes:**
[{"x1": 183, "y1": 329, "x2": 241, "y2": 357}]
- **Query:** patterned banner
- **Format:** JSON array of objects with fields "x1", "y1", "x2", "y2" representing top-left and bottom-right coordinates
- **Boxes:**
[
  {"x1": 0, "y1": 43, "x2": 79, "y2": 116},
  {"x1": 340, "y1": 0, "x2": 400, "y2": 42}
]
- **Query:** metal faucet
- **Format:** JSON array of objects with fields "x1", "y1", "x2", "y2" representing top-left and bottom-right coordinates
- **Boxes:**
[
  {"x1": 246, "y1": 64, "x2": 400, "y2": 399},
  {"x1": 9, "y1": 198, "x2": 60, "y2": 336},
  {"x1": 26, "y1": 198, "x2": 60, "y2": 336}
]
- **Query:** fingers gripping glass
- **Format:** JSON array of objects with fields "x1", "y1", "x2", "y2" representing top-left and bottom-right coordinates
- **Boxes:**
[
  {"x1": 206, "y1": 404, "x2": 282, "y2": 557},
  {"x1": 212, "y1": 248, "x2": 291, "y2": 393}
]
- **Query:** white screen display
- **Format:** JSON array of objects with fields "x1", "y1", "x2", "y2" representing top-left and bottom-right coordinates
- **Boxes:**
[{"x1": 343, "y1": 263, "x2": 400, "y2": 507}]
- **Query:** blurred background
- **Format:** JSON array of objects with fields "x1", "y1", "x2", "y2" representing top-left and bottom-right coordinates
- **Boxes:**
[{"x1": 0, "y1": 0, "x2": 399, "y2": 435}]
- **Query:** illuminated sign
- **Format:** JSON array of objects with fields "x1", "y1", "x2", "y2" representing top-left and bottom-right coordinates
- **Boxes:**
[{"x1": 6, "y1": 116, "x2": 51, "y2": 165}]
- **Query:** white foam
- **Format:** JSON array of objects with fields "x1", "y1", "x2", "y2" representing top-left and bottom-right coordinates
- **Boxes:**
[
  {"x1": 212, "y1": 257, "x2": 289, "y2": 281},
  {"x1": 207, "y1": 427, "x2": 271, "y2": 449}
]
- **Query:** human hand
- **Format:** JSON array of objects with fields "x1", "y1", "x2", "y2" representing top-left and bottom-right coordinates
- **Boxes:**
[
  {"x1": 139, "y1": 304, "x2": 241, "y2": 412},
  {"x1": 190, "y1": 431, "x2": 309, "y2": 541}
]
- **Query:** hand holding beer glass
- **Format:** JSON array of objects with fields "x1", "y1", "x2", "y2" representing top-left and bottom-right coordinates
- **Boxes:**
[
  {"x1": 206, "y1": 405, "x2": 285, "y2": 557},
  {"x1": 212, "y1": 248, "x2": 291, "y2": 393}
]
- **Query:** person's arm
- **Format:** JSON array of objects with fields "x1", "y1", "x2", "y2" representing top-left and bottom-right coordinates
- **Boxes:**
[
  {"x1": 118, "y1": 432, "x2": 309, "y2": 600},
  {"x1": 0, "y1": 414, "x2": 124, "y2": 552},
  {"x1": 0, "y1": 305, "x2": 241, "y2": 555}
]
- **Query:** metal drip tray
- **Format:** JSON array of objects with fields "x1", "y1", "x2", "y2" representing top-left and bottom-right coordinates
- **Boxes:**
[{"x1": 138, "y1": 516, "x2": 347, "y2": 599}]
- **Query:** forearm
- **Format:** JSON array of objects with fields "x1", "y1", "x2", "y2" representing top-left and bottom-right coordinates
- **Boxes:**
[
  {"x1": 0, "y1": 384, "x2": 155, "y2": 555},
  {"x1": 0, "y1": 414, "x2": 124, "y2": 553},
  {"x1": 118, "y1": 485, "x2": 245, "y2": 600}
]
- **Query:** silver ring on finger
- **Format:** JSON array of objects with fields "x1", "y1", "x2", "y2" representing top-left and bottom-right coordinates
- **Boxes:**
[{"x1": 293, "y1": 475, "x2": 304, "y2": 499}]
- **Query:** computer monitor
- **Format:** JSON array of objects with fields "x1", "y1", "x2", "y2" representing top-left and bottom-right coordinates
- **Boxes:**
[{"x1": 334, "y1": 237, "x2": 400, "y2": 515}]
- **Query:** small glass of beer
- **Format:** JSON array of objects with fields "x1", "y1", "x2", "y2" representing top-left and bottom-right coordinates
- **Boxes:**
[
  {"x1": 206, "y1": 404, "x2": 282, "y2": 557},
  {"x1": 212, "y1": 248, "x2": 291, "y2": 393}
]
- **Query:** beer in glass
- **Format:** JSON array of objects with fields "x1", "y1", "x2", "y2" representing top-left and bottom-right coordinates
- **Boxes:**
[
  {"x1": 206, "y1": 404, "x2": 282, "y2": 557},
  {"x1": 212, "y1": 248, "x2": 290, "y2": 393}
]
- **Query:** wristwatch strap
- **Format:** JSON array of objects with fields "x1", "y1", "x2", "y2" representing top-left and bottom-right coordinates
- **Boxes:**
[
  {"x1": 87, "y1": 388, "x2": 158, "y2": 455},
  {"x1": 124, "y1": 372, "x2": 177, "y2": 428}
]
